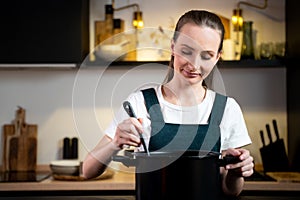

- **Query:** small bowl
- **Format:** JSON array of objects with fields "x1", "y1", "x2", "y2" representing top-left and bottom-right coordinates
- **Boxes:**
[
  {"x1": 95, "y1": 41, "x2": 130, "y2": 61},
  {"x1": 50, "y1": 160, "x2": 80, "y2": 176}
]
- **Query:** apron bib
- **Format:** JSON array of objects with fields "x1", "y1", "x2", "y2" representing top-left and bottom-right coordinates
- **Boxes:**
[{"x1": 142, "y1": 88, "x2": 227, "y2": 153}]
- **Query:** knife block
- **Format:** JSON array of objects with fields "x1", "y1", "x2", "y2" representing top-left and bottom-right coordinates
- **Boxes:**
[
  {"x1": 260, "y1": 140, "x2": 289, "y2": 172},
  {"x1": 260, "y1": 121, "x2": 290, "y2": 172}
]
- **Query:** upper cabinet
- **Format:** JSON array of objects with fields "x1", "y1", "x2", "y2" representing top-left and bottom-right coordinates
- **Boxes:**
[{"x1": 0, "y1": 0, "x2": 89, "y2": 66}]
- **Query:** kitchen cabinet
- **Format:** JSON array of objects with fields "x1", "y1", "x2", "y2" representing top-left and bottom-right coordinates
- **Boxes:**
[
  {"x1": 0, "y1": 0, "x2": 89, "y2": 66},
  {"x1": 286, "y1": 0, "x2": 300, "y2": 171}
]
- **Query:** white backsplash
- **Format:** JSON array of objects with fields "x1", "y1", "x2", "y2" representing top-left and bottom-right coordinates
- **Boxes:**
[{"x1": 0, "y1": 0, "x2": 286, "y2": 168}]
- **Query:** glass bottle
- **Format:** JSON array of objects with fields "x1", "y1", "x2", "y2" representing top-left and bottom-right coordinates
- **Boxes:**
[
  {"x1": 105, "y1": 4, "x2": 114, "y2": 37},
  {"x1": 241, "y1": 21, "x2": 254, "y2": 59}
]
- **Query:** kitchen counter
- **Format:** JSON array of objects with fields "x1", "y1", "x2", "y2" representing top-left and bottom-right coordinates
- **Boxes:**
[
  {"x1": 0, "y1": 170, "x2": 135, "y2": 192},
  {"x1": 0, "y1": 166, "x2": 299, "y2": 197},
  {"x1": 0, "y1": 172, "x2": 299, "y2": 191},
  {"x1": 0, "y1": 171, "x2": 299, "y2": 191}
]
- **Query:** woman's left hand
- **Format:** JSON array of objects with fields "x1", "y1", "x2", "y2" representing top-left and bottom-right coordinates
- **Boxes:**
[{"x1": 223, "y1": 148, "x2": 254, "y2": 177}]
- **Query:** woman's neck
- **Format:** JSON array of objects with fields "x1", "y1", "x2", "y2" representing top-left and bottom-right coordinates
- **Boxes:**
[{"x1": 162, "y1": 81, "x2": 207, "y2": 106}]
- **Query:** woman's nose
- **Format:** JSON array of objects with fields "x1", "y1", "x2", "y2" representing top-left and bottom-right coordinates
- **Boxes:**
[{"x1": 187, "y1": 55, "x2": 201, "y2": 71}]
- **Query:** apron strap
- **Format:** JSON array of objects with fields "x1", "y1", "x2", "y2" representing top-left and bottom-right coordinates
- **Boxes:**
[
  {"x1": 142, "y1": 88, "x2": 227, "y2": 125},
  {"x1": 210, "y1": 93, "x2": 228, "y2": 126},
  {"x1": 142, "y1": 88, "x2": 164, "y2": 122},
  {"x1": 201, "y1": 93, "x2": 227, "y2": 151}
]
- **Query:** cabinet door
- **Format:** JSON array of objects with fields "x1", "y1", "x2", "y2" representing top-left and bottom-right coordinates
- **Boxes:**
[
  {"x1": 0, "y1": 0, "x2": 89, "y2": 64},
  {"x1": 286, "y1": 0, "x2": 300, "y2": 171}
]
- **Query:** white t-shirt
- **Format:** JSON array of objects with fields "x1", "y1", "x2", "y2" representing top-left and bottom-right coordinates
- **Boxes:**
[{"x1": 105, "y1": 85, "x2": 251, "y2": 151}]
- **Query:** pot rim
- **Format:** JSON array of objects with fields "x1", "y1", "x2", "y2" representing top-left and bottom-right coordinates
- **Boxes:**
[{"x1": 128, "y1": 150, "x2": 221, "y2": 159}]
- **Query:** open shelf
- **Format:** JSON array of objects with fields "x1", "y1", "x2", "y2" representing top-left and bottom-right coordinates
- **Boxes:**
[{"x1": 84, "y1": 58, "x2": 285, "y2": 69}]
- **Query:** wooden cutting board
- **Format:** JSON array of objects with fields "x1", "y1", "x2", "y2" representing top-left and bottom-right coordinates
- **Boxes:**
[
  {"x1": 2, "y1": 124, "x2": 37, "y2": 171},
  {"x1": 52, "y1": 169, "x2": 115, "y2": 181},
  {"x1": 266, "y1": 172, "x2": 300, "y2": 183}
]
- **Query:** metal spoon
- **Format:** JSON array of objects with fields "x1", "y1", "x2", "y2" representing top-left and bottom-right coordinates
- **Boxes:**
[{"x1": 123, "y1": 101, "x2": 150, "y2": 156}]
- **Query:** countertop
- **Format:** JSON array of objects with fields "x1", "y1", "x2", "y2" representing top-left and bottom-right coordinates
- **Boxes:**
[
  {"x1": 0, "y1": 170, "x2": 135, "y2": 192},
  {"x1": 0, "y1": 165, "x2": 299, "y2": 198},
  {"x1": 0, "y1": 170, "x2": 299, "y2": 192}
]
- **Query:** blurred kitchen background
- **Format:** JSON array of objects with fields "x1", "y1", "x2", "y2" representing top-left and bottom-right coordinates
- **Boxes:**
[{"x1": 0, "y1": 0, "x2": 294, "y2": 171}]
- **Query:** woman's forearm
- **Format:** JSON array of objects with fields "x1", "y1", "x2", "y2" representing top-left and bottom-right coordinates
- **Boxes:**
[
  {"x1": 222, "y1": 169, "x2": 244, "y2": 196},
  {"x1": 82, "y1": 137, "x2": 120, "y2": 179}
]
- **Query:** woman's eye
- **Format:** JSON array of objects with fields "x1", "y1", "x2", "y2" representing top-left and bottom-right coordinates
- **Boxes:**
[
  {"x1": 200, "y1": 52, "x2": 213, "y2": 60},
  {"x1": 181, "y1": 49, "x2": 192, "y2": 55}
]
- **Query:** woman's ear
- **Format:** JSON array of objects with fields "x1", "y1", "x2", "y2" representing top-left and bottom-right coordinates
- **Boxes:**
[
  {"x1": 171, "y1": 40, "x2": 175, "y2": 56},
  {"x1": 212, "y1": 52, "x2": 222, "y2": 67},
  {"x1": 216, "y1": 52, "x2": 222, "y2": 61}
]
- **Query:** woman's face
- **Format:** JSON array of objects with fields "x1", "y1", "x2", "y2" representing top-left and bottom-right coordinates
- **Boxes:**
[{"x1": 172, "y1": 22, "x2": 221, "y2": 85}]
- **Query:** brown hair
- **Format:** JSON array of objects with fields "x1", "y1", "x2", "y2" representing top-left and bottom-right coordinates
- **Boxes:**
[{"x1": 163, "y1": 10, "x2": 225, "y2": 84}]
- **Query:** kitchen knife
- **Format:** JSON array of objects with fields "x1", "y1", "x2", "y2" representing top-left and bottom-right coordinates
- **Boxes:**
[
  {"x1": 260, "y1": 130, "x2": 266, "y2": 146},
  {"x1": 123, "y1": 101, "x2": 150, "y2": 156},
  {"x1": 265, "y1": 124, "x2": 273, "y2": 144},
  {"x1": 272, "y1": 119, "x2": 280, "y2": 141}
]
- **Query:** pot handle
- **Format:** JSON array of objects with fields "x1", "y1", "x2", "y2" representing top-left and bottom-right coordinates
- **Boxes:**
[
  {"x1": 112, "y1": 155, "x2": 136, "y2": 167},
  {"x1": 218, "y1": 155, "x2": 241, "y2": 167}
]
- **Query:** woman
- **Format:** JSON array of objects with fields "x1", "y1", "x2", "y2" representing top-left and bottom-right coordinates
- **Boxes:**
[{"x1": 83, "y1": 10, "x2": 254, "y2": 196}]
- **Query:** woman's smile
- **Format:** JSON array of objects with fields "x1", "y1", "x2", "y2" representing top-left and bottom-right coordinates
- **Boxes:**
[{"x1": 181, "y1": 67, "x2": 201, "y2": 78}]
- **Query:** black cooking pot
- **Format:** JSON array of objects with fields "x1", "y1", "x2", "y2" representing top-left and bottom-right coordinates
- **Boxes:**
[{"x1": 113, "y1": 150, "x2": 240, "y2": 200}]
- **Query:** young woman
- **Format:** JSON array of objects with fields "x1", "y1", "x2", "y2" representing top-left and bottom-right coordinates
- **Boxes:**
[{"x1": 83, "y1": 10, "x2": 254, "y2": 196}]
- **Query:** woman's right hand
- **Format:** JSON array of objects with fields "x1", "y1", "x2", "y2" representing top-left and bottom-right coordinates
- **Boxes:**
[{"x1": 112, "y1": 118, "x2": 143, "y2": 149}]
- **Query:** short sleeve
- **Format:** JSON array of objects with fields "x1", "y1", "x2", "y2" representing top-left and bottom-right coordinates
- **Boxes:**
[{"x1": 220, "y1": 97, "x2": 252, "y2": 150}]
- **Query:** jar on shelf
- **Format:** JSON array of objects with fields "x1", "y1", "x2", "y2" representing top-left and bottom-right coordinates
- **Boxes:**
[
  {"x1": 260, "y1": 42, "x2": 274, "y2": 60},
  {"x1": 240, "y1": 21, "x2": 254, "y2": 60}
]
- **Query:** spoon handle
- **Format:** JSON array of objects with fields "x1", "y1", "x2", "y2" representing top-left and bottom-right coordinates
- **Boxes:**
[{"x1": 123, "y1": 101, "x2": 150, "y2": 156}]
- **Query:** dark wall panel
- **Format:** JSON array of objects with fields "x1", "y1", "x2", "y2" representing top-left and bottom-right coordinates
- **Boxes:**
[{"x1": 0, "y1": 0, "x2": 89, "y2": 64}]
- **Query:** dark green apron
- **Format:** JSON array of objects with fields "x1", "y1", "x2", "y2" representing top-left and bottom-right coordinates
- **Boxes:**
[
  {"x1": 142, "y1": 88, "x2": 228, "y2": 153},
  {"x1": 136, "y1": 88, "x2": 228, "y2": 200}
]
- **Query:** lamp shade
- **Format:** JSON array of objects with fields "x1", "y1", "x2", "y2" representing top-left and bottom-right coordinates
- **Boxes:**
[
  {"x1": 232, "y1": 9, "x2": 243, "y2": 31},
  {"x1": 133, "y1": 11, "x2": 144, "y2": 29}
]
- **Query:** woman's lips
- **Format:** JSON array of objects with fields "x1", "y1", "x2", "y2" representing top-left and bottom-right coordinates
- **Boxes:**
[{"x1": 182, "y1": 69, "x2": 201, "y2": 78}]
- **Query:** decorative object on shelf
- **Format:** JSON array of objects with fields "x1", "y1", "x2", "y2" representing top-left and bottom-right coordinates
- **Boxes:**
[
  {"x1": 95, "y1": 4, "x2": 125, "y2": 47},
  {"x1": 260, "y1": 42, "x2": 274, "y2": 60},
  {"x1": 94, "y1": 1, "x2": 144, "y2": 62},
  {"x1": 232, "y1": 0, "x2": 268, "y2": 60},
  {"x1": 274, "y1": 42, "x2": 286, "y2": 59},
  {"x1": 222, "y1": 39, "x2": 235, "y2": 60},
  {"x1": 218, "y1": 15, "x2": 234, "y2": 60},
  {"x1": 241, "y1": 21, "x2": 254, "y2": 60},
  {"x1": 94, "y1": 34, "x2": 136, "y2": 62}
]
